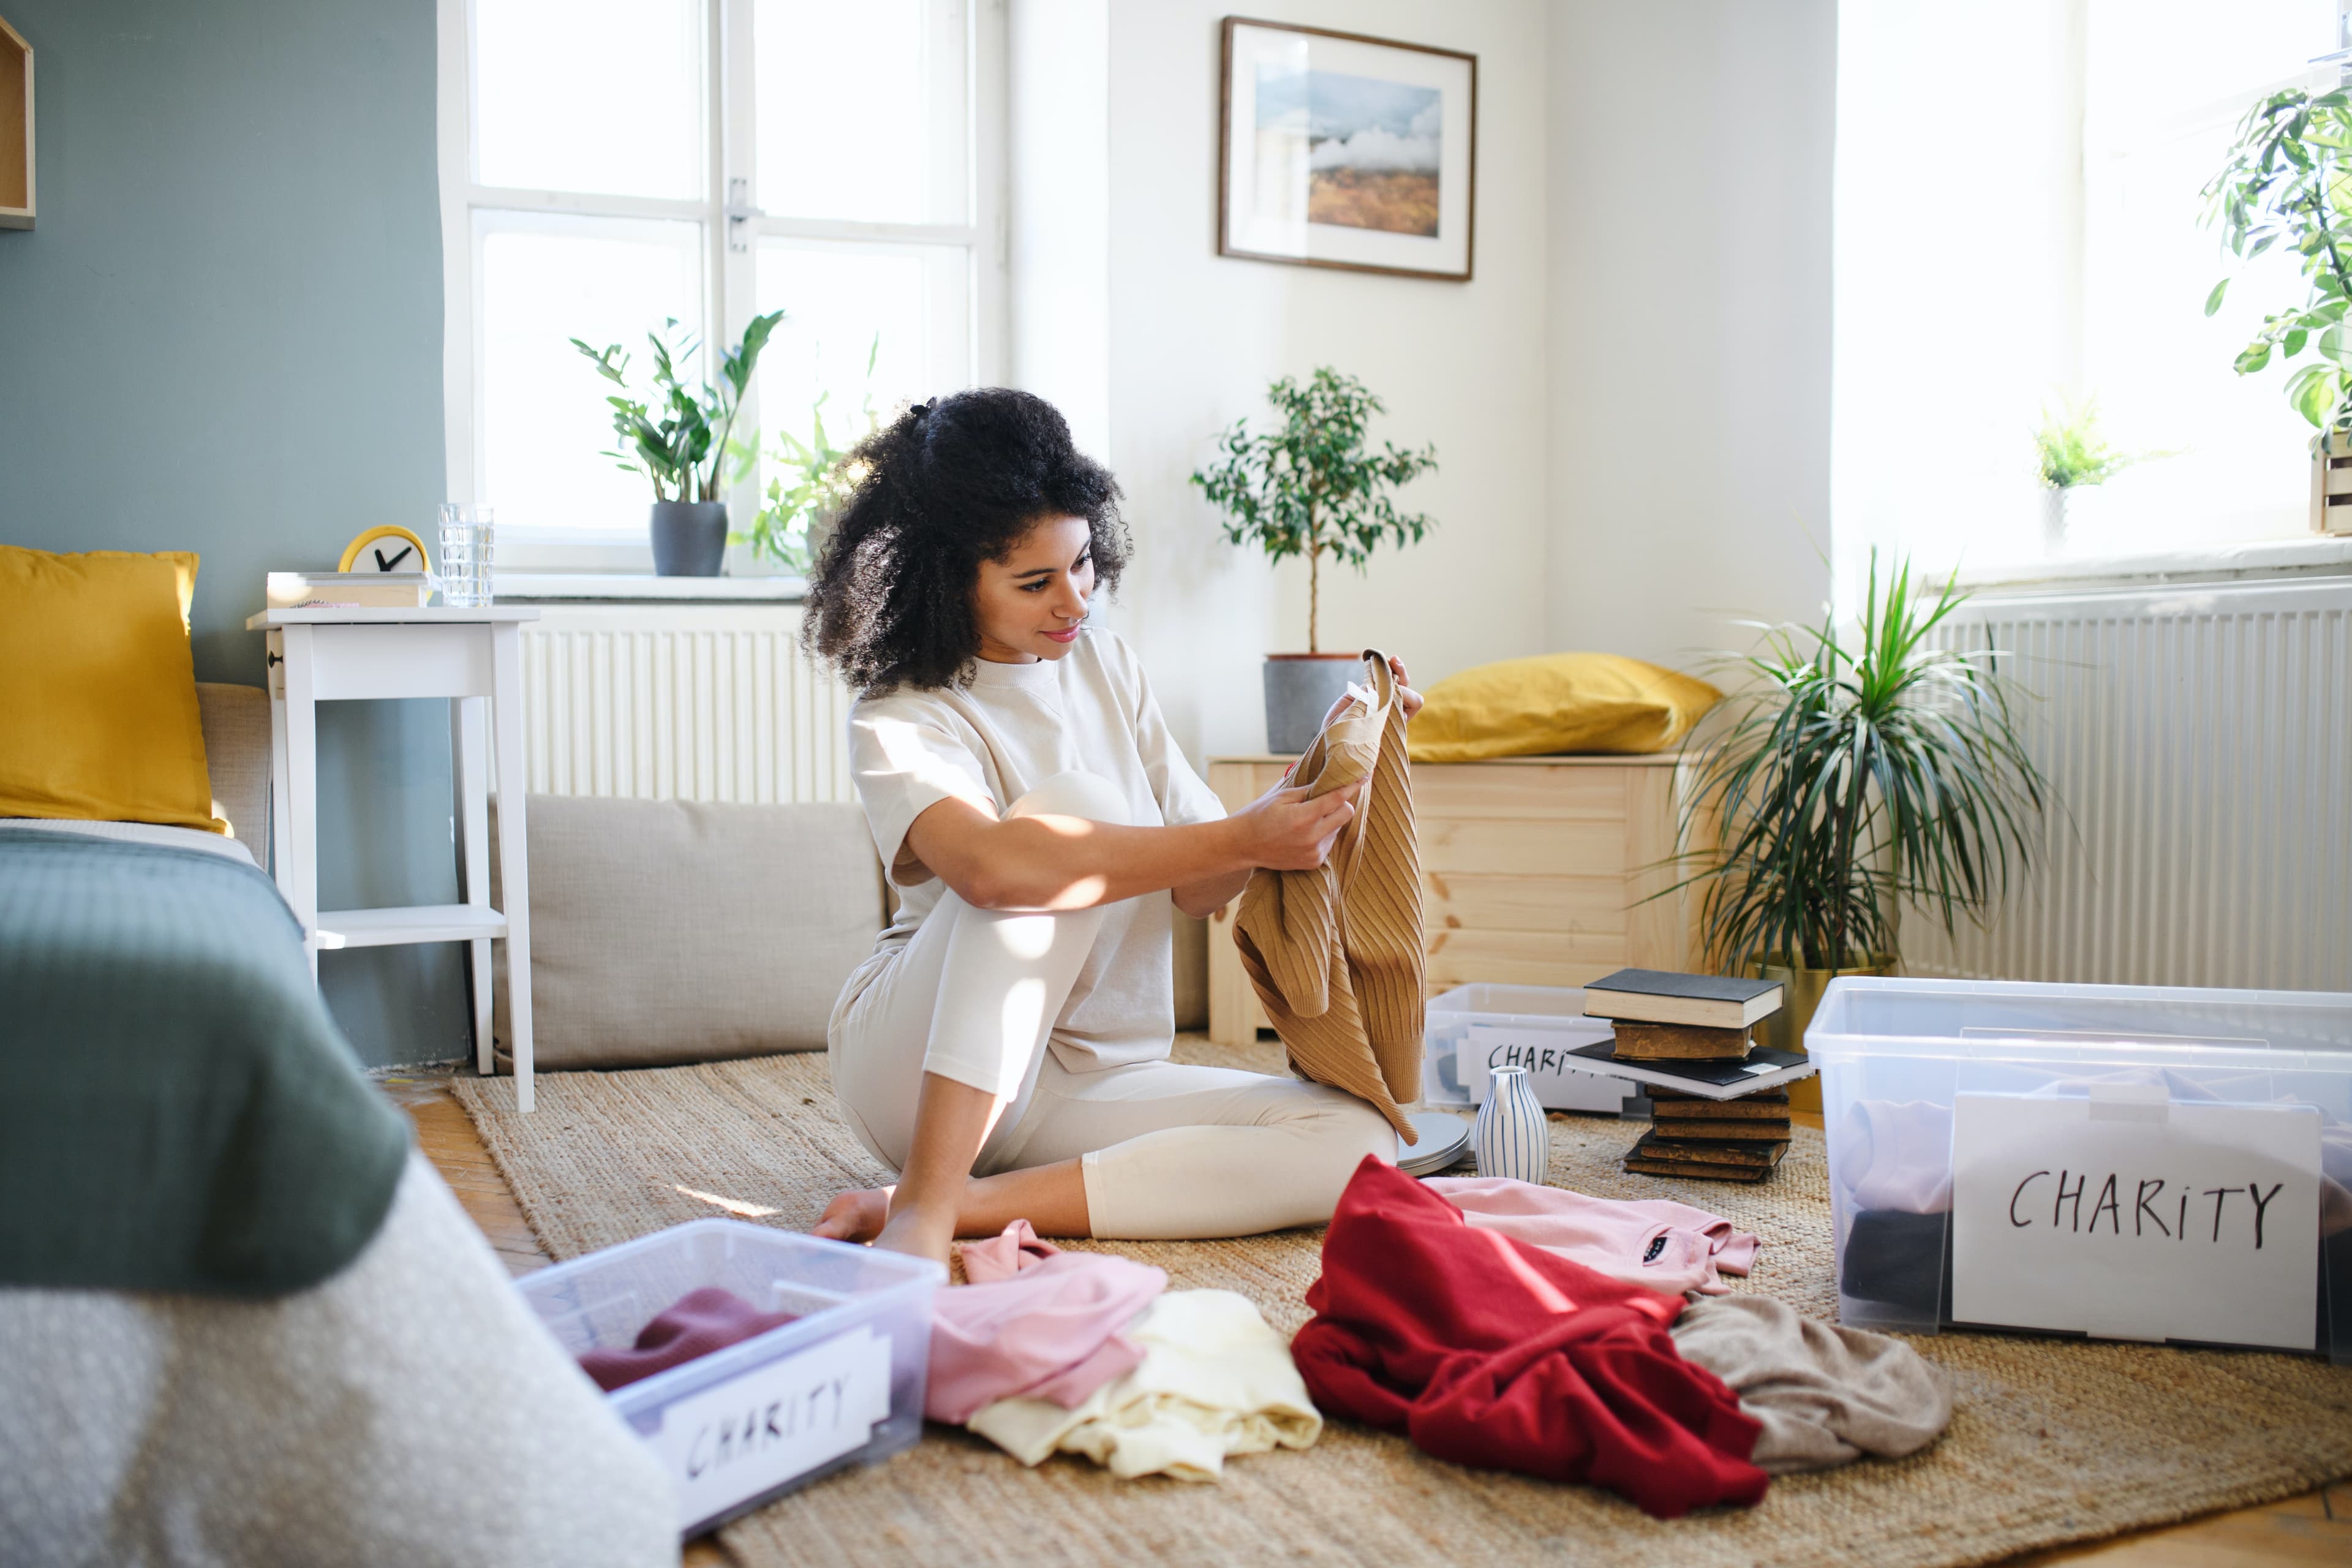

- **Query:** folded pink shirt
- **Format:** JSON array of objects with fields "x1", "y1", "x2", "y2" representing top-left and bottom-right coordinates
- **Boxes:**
[
  {"x1": 927, "y1": 1223, "x2": 1166, "y2": 1423},
  {"x1": 1421, "y1": 1178, "x2": 1760, "y2": 1297}
]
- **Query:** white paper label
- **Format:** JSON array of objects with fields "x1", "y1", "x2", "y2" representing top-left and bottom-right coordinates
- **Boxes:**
[
  {"x1": 645, "y1": 1324, "x2": 892, "y2": 1529},
  {"x1": 1461, "y1": 1023, "x2": 1627, "y2": 1112},
  {"x1": 1950, "y1": 1093, "x2": 2321, "y2": 1351}
]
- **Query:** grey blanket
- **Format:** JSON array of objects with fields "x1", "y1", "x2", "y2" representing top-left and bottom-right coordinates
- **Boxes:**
[{"x1": 0, "y1": 831, "x2": 409, "y2": 1294}]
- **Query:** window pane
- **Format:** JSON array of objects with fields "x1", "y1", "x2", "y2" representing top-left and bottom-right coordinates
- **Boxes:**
[
  {"x1": 477, "y1": 214, "x2": 704, "y2": 533},
  {"x1": 474, "y1": 0, "x2": 704, "y2": 199},
  {"x1": 755, "y1": 0, "x2": 968, "y2": 223},
  {"x1": 752, "y1": 239, "x2": 970, "y2": 490}
]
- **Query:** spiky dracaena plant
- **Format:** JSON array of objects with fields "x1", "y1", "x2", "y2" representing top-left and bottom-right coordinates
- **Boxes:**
[{"x1": 1675, "y1": 554, "x2": 2052, "y2": 973}]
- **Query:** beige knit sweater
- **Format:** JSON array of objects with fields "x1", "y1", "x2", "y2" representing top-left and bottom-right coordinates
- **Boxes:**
[{"x1": 1234, "y1": 650, "x2": 1427, "y2": 1142}]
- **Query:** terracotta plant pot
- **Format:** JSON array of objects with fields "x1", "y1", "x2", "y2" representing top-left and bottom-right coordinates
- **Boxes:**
[
  {"x1": 1753, "y1": 956, "x2": 1897, "y2": 1114},
  {"x1": 1262, "y1": 652, "x2": 1363, "y2": 754}
]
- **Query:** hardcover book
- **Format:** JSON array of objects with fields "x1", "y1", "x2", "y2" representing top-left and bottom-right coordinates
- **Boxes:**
[
  {"x1": 1581, "y1": 968, "x2": 1785, "y2": 1030},
  {"x1": 1567, "y1": 1040, "x2": 1812, "y2": 1101},
  {"x1": 1609, "y1": 1022, "x2": 1754, "y2": 1061}
]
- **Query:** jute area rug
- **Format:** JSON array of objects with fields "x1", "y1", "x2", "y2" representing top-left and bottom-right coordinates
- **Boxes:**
[{"x1": 454, "y1": 1037, "x2": 2352, "y2": 1568}]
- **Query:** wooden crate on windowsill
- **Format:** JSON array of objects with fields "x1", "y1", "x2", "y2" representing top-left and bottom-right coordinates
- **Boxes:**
[{"x1": 1204, "y1": 753, "x2": 1713, "y2": 1047}]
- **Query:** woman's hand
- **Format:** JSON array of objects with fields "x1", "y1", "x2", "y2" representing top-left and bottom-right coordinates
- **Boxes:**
[
  {"x1": 1319, "y1": 655, "x2": 1425, "y2": 730},
  {"x1": 1226, "y1": 778, "x2": 1362, "y2": 871}
]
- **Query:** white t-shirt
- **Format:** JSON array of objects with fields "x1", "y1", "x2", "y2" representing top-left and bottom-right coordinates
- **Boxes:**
[{"x1": 842, "y1": 629, "x2": 1227, "y2": 1072}]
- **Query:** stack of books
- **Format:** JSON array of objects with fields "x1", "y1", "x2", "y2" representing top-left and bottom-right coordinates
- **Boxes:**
[
  {"x1": 266, "y1": 571, "x2": 434, "y2": 609},
  {"x1": 1579, "y1": 970, "x2": 1793, "y2": 1184}
]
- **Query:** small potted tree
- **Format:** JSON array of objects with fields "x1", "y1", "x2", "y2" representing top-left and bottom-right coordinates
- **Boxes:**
[
  {"x1": 1191, "y1": 367, "x2": 1438, "y2": 752},
  {"x1": 1670, "y1": 553, "x2": 2052, "y2": 1108},
  {"x1": 2206, "y1": 87, "x2": 2352, "y2": 535},
  {"x1": 573, "y1": 311, "x2": 783, "y2": 575}
]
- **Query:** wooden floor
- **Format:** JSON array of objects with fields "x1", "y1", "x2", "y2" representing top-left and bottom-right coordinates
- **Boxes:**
[{"x1": 385, "y1": 1069, "x2": 2351, "y2": 1568}]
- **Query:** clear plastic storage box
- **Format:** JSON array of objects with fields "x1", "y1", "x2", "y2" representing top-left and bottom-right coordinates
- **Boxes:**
[
  {"x1": 1809, "y1": 978, "x2": 2352, "y2": 1362},
  {"x1": 517, "y1": 1219, "x2": 943, "y2": 1535},
  {"x1": 1423, "y1": 983, "x2": 1635, "y2": 1114}
]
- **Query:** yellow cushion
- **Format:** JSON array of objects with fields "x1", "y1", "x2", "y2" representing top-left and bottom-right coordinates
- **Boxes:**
[
  {"x1": 0, "y1": 546, "x2": 222, "y2": 832},
  {"x1": 1408, "y1": 652, "x2": 1722, "y2": 763}
]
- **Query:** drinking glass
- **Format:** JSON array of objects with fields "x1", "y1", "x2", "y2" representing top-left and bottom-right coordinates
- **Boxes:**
[{"x1": 437, "y1": 503, "x2": 496, "y2": 608}]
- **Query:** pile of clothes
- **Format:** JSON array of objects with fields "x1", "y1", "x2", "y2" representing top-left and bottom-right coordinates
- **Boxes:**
[
  {"x1": 932, "y1": 1221, "x2": 1321, "y2": 1482},
  {"x1": 1294, "y1": 1159, "x2": 1951, "y2": 1517},
  {"x1": 586, "y1": 1167, "x2": 1954, "y2": 1513}
]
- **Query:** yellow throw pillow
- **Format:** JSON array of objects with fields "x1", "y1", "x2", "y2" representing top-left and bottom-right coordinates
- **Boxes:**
[
  {"x1": 0, "y1": 546, "x2": 223, "y2": 832},
  {"x1": 1408, "y1": 652, "x2": 1722, "y2": 763}
]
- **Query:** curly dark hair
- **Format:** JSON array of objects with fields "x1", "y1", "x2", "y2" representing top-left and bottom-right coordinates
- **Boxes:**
[{"x1": 801, "y1": 387, "x2": 1129, "y2": 695}]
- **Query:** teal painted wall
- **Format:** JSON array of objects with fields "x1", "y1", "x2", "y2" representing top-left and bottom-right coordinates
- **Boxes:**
[{"x1": 0, "y1": 0, "x2": 471, "y2": 1068}]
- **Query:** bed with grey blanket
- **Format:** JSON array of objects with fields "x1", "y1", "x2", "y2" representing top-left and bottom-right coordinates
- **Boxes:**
[{"x1": 0, "y1": 684, "x2": 676, "y2": 1566}]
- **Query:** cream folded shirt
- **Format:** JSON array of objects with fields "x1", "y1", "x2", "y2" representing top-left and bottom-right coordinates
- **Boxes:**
[
  {"x1": 840, "y1": 630, "x2": 1226, "y2": 1072},
  {"x1": 965, "y1": 1289, "x2": 1322, "y2": 1482}
]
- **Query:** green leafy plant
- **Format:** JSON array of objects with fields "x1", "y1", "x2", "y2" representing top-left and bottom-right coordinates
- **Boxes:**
[
  {"x1": 1189, "y1": 367, "x2": 1437, "y2": 652},
  {"x1": 2204, "y1": 88, "x2": 2352, "y2": 442},
  {"x1": 2033, "y1": 396, "x2": 2140, "y2": 488},
  {"x1": 728, "y1": 337, "x2": 882, "y2": 572},
  {"x1": 1672, "y1": 553, "x2": 2052, "y2": 973},
  {"x1": 571, "y1": 311, "x2": 784, "y2": 502}
]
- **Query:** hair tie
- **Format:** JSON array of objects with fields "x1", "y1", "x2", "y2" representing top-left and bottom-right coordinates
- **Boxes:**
[{"x1": 910, "y1": 401, "x2": 932, "y2": 421}]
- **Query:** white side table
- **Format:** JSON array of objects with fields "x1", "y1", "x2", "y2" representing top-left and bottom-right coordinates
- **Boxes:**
[{"x1": 246, "y1": 607, "x2": 542, "y2": 1112}]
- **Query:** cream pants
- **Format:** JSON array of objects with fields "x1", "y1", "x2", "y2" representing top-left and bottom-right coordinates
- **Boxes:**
[{"x1": 828, "y1": 771, "x2": 1395, "y2": 1239}]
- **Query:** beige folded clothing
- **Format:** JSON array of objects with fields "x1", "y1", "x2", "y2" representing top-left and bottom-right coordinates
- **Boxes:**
[
  {"x1": 965, "y1": 1289, "x2": 1322, "y2": 1482},
  {"x1": 1668, "y1": 1294, "x2": 1953, "y2": 1472},
  {"x1": 1234, "y1": 650, "x2": 1425, "y2": 1140}
]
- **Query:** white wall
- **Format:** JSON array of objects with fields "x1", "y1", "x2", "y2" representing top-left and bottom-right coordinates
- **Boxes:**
[
  {"x1": 1011, "y1": 1, "x2": 1839, "y2": 753},
  {"x1": 1093, "y1": 0, "x2": 1555, "y2": 759},
  {"x1": 1544, "y1": 1, "x2": 1837, "y2": 668}
]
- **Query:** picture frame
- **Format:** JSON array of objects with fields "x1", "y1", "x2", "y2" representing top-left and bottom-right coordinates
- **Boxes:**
[{"x1": 1218, "y1": 17, "x2": 1478, "y2": 282}]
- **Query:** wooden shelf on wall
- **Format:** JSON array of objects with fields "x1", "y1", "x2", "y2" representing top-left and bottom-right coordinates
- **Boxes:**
[{"x1": 0, "y1": 15, "x2": 31, "y2": 231}]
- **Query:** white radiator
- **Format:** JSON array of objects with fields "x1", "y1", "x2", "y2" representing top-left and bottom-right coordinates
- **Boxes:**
[
  {"x1": 1903, "y1": 575, "x2": 2352, "y2": 992},
  {"x1": 515, "y1": 604, "x2": 856, "y2": 805}
]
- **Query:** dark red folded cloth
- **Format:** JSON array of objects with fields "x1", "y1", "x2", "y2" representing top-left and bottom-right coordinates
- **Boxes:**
[
  {"x1": 579, "y1": 1286, "x2": 799, "y2": 1393},
  {"x1": 1292, "y1": 1156, "x2": 1766, "y2": 1518}
]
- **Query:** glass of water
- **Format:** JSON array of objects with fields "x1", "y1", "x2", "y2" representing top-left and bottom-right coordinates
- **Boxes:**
[{"x1": 437, "y1": 503, "x2": 496, "y2": 608}]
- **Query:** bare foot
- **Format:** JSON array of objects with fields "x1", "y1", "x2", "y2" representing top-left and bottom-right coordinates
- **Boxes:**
[
  {"x1": 811, "y1": 1187, "x2": 890, "y2": 1243},
  {"x1": 870, "y1": 1205, "x2": 956, "y2": 1268}
]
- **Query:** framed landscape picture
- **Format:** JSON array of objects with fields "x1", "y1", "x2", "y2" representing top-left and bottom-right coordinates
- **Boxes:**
[{"x1": 1219, "y1": 18, "x2": 1477, "y2": 281}]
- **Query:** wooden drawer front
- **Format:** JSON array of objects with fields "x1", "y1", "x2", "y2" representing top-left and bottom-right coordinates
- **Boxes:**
[
  {"x1": 1416, "y1": 818, "x2": 1627, "y2": 877},
  {"x1": 1425, "y1": 928, "x2": 1627, "y2": 989},
  {"x1": 1408, "y1": 764, "x2": 1626, "y2": 820},
  {"x1": 1423, "y1": 872, "x2": 1626, "y2": 937}
]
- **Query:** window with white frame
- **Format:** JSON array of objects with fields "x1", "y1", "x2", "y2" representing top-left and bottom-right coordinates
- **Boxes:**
[
  {"x1": 1831, "y1": 0, "x2": 2341, "y2": 598},
  {"x1": 437, "y1": 0, "x2": 1002, "y2": 572}
]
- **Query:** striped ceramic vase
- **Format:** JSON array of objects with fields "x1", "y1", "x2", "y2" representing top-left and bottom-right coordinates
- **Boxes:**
[{"x1": 1473, "y1": 1065, "x2": 1550, "y2": 1185}]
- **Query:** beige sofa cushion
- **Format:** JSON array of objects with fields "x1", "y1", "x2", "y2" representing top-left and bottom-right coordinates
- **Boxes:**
[
  {"x1": 492, "y1": 794, "x2": 884, "y2": 1068},
  {"x1": 194, "y1": 683, "x2": 271, "y2": 858}
]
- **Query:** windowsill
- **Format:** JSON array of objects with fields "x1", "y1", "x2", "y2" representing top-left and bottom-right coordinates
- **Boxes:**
[
  {"x1": 1952, "y1": 535, "x2": 2352, "y2": 597},
  {"x1": 494, "y1": 573, "x2": 807, "y2": 603}
]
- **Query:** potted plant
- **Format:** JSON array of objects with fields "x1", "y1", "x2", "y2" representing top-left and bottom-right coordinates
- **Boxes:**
[
  {"x1": 2032, "y1": 396, "x2": 2143, "y2": 552},
  {"x1": 572, "y1": 311, "x2": 783, "y2": 575},
  {"x1": 1672, "y1": 553, "x2": 2052, "y2": 1108},
  {"x1": 2205, "y1": 87, "x2": 2352, "y2": 535},
  {"x1": 1191, "y1": 367, "x2": 1438, "y2": 752},
  {"x1": 729, "y1": 339, "x2": 881, "y2": 574}
]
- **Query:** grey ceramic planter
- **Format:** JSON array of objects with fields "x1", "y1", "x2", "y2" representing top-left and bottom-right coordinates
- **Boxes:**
[
  {"x1": 650, "y1": 500, "x2": 729, "y2": 576},
  {"x1": 1263, "y1": 653, "x2": 1364, "y2": 754}
]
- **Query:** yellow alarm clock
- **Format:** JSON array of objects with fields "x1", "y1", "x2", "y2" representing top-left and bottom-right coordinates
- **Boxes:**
[{"x1": 339, "y1": 525, "x2": 431, "y2": 575}]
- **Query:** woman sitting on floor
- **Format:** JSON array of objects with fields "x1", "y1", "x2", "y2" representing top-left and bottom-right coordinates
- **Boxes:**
[{"x1": 805, "y1": 387, "x2": 1417, "y2": 1265}]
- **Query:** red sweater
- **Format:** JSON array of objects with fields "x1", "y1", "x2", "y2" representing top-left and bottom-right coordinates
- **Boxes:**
[{"x1": 1292, "y1": 1157, "x2": 1766, "y2": 1517}]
